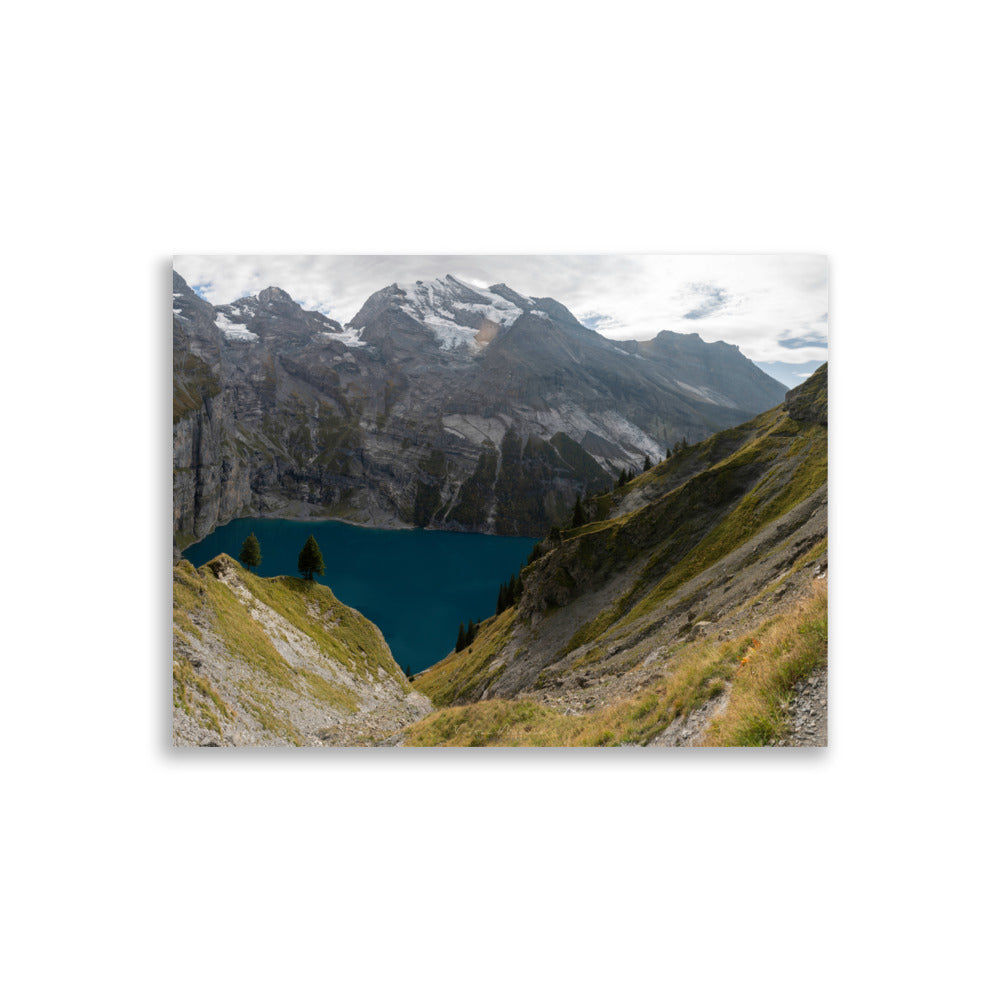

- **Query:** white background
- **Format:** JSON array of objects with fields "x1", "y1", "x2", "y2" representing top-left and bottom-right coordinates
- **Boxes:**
[{"x1": 2, "y1": 2, "x2": 997, "y2": 998}]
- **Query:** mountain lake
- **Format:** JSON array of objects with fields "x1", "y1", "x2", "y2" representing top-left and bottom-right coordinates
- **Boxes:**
[{"x1": 182, "y1": 518, "x2": 539, "y2": 675}]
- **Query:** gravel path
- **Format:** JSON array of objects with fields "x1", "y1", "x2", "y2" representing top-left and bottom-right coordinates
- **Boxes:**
[{"x1": 773, "y1": 660, "x2": 828, "y2": 747}]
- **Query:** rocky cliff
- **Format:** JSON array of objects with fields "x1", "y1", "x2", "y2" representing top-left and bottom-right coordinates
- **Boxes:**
[
  {"x1": 173, "y1": 554, "x2": 431, "y2": 746},
  {"x1": 409, "y1": 366, "x2": 828, "y2": 746},
  {"x1": 173, "y1": 270, "x2": 788, "y2": 550}
]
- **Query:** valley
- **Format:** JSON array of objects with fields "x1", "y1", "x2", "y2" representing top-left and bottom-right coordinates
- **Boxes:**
[
  {"x1": 408, "y1": 365, "x2": 828, "y2": 746},
  {"x1": 172, "y1": 264, "x2": 827, "y2": 748},
  {"x1": 174, "y1": 363, "x2": 828, "y2": 747}
]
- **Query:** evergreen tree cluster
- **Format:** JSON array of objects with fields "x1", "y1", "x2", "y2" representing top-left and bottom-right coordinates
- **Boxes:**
[
  {"x1": 614, "y1": 453, "x2": 657, "y2": 489},
  {"x1": 237, "y1": 531, "x2": 329, "y2": 584},
  {"x1": 455, "y1": 619, "x2": 481, "y2": 653},
  {"x1": 616, "y1": 466, "x2": 639, "y2": 488},
  {"x1": 496, "y1": 572, "x2": 524, "y2": 615}
]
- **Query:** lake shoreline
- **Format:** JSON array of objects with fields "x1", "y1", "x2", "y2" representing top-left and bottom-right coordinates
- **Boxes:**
[
  {"x1": 180, "y1": 516, "x2": 540, "y2": 675},
  {"x1": 178, "y1": 508, "x2": 539, "y2": 561}
]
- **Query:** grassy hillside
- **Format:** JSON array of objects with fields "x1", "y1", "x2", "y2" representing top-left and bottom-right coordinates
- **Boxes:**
[
  {"x1": 411, "y1": 365, "x2": 828, "y2": 746},
  {"x1": 173, "y1": 554, "x2": 429, "y2": 746},
  {"x1": 407, "y1": 581, "x2": 826, "y2": 746}
]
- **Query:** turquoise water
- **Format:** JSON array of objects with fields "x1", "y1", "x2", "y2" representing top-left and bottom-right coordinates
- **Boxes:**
[{"x1": 182, "y1": 519, "x2": 538, "y2": 675}]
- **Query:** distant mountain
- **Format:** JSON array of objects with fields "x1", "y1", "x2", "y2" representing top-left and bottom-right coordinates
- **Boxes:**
[
  {"x1": 410, "y1": 366, "x2": 828, "y2": 747},
  {"x1": 753, "y1": 359, "x2": 826, "y2": 388},
  {"x1": 173, "y1": 271, "x2": 787, "y2": 549}
]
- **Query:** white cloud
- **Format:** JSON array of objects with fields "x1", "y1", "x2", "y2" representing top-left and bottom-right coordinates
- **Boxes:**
[{"x1": 173, "y1": 254, "x2": 828, "y2": 365}]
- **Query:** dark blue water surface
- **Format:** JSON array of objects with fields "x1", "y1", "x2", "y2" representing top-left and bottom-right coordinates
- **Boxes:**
[{"x1": 182, "y1": 519, "x2": 538, "y2": 675}]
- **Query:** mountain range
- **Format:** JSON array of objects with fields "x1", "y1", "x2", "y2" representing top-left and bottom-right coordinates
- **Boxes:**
[
  {"x1": 173, "y1": 365, "x2": 827, "y2": 747},
  {"x1": 173, "y1": 270, "x2": 787, "y2": 550}
]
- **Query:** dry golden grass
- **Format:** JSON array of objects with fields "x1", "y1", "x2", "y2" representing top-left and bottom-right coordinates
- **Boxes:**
[
  {"x1": 406, "y1": 633, "x2": 742, "y2": 747},
  {"x1": 702, "y1": 579, "x2": 827, "y2": 746},
  {"x1": 405, "y1": 581, "x2": 827, "y2": 747}
]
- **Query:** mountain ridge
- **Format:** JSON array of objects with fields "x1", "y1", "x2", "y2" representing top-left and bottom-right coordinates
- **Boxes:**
[{"x1": 173, "y1": 269, "x2": 788, "y2": 550}]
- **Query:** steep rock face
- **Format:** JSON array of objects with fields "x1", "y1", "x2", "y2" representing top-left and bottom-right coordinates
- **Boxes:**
[
  {"x1": 172, "y1": 270, "x2": 788, "y2": 549},
  {"x1": 172, "y1": 554, "x2": 431, "y2": 747},
  {"x1": 783, "y1": 362, "x2": 828, "y2": 424}
]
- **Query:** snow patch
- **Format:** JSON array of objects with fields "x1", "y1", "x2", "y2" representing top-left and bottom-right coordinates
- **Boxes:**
[
  {"x1": 396, "y1": 276, "x2": 532, "y2": 349},
  {"x1": 214, "y1": 310, "x2": 258, "y2": 342},
  {"x1": 324, "y1": 325, "x2": 367, "y2": 347}
]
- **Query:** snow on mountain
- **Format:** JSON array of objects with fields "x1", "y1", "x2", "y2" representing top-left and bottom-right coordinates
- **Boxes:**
[
  {"x1": 214, "y1": 308, "x2": 258, "y2": 342},
  {"x1": 324, "y1": 324, "x2": 367, "y2": 347},
  {"x1": 395, "y1": 275, "x2": 539, "y2": 350}
]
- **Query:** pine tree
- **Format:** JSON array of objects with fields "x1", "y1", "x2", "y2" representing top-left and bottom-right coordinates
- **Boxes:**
[
  {"x1": 456, "y1": 621, "x2": 467, "y2": 652},
  {"x1": 238, "y1": 532, "x2": 261, "y2": 572},
  {"x1": 297, "y1": 534, "x2": 326, "y2": 581},
  {"x1": 617, "y1": 468, "x2": 627, "y2": 488},
  {"x1": 643, "y1": 454, "x2": 652, "y2": 472},
  {"x1": 498, "y1": 579, "x2": 513, "y2": 615},
  {"x1": 572, "y1": 493, "x2": 585, "y2": 528}
]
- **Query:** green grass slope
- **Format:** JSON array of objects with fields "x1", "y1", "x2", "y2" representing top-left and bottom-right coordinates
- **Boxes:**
[{"x1": 173, "y1": 554, "x2": 426, "y2": 746}]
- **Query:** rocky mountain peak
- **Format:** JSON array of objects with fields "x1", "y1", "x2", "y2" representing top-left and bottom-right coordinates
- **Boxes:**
[
  {"x1": 198, "y1": 280, "x2": 344, "y2": 345},
  {"x1": 352, "y1": 275, "x2": 544, "y2": 352},
  {"x1": 258, "y1": 286, "x2": 295, "y2": 305},
  {"x1": 651, "y1": 329, "x2": 741, "y2": 354},
  {"x1": 488, "y1": 283, "x2": 536, "y2": 311},
  {"x1": 174, "y1": 266, "x2": 792, "y2": 547},
  {"x1": 783, "y1": 363, "x2": 827, "y2": 424}
]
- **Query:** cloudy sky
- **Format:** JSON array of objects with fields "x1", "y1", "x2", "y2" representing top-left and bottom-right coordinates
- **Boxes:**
[{"x1": 173, "y1": 254, "x2": 828, "y2": 370}]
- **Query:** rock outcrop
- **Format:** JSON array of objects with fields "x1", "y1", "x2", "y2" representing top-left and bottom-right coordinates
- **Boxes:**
[{"x1": 173, "y1": 554, "x2": 431, "y2": 747}]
